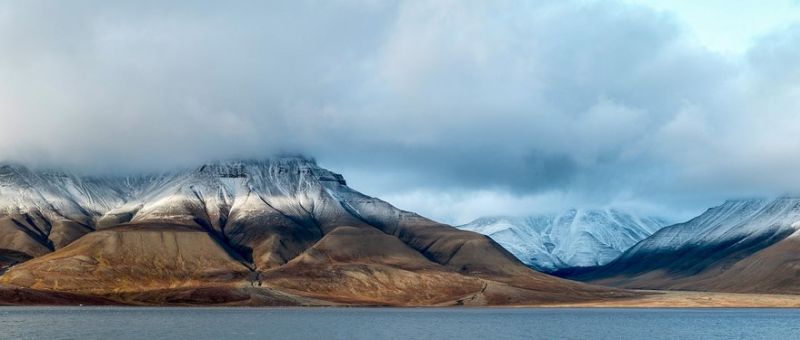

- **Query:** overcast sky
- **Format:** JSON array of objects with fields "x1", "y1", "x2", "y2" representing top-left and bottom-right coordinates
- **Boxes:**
[{"x1": 1, "y1": 0, "x2": 799, "y2": 224}]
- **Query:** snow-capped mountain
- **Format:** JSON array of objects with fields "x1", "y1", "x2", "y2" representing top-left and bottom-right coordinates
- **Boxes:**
[
  {"x1": 0, "y1": 158, "x2": 348, "y2": 258},
  {"x1": 567, "y1": 197, "x2": 800, "y2": 294},
  {"x1": 0, "y1": 156, "x2": 622, "y2": 306},
  {"x1": 458, "y1": 209, "x2": 669, "y2": 272},
  {"x1": 0, "y1": 157, "x2": 408, "y2": 265}
]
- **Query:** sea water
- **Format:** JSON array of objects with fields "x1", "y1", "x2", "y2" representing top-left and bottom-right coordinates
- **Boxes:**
[{"x1": 1, "y1": 307, "x2": 799, "y2": 339}]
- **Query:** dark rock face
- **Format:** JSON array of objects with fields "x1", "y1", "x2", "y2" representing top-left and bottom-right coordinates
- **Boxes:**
[
  {"x1": 0, "y1": 157, "x2": 629, "y2": 306},
  {"x1": 0, "y1": 250, "x2": 31, "y2": 276}
]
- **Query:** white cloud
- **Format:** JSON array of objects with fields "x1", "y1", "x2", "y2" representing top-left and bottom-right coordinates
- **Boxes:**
[{"x1": 0, "y1": 1, "x2": 799, "y2": 222}]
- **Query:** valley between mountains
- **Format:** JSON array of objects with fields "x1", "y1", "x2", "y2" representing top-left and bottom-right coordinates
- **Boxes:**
[{"x1": 2, "y1": 157, "x2": 800, "y2": 307}]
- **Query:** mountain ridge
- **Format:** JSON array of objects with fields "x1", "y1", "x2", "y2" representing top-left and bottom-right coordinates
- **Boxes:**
[
  {"x1": 0, "y1": 156, "x2": 632, "y2": 306},
  {"x1": 560, "y1": 197, "x2": 800, "y2": 294},
  {"x1": 458, "y1": 209, "x2": 669, "y2": 272}
]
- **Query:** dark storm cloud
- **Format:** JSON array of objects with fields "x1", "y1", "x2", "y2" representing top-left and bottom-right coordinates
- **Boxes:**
[{"x1": 1, "y1": 1, "x2": 799, "y2": 222}]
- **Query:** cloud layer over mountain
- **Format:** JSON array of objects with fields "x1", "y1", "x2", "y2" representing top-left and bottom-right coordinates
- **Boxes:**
[{"x1": 1, "y1": 0, "x2": 799, "y2": 223}]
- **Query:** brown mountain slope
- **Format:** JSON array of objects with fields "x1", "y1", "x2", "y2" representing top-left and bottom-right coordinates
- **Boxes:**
[
  {"x1": 591, "y1": 231, "x2": 800, "y2": 294},
  {"x1": 1, "y1": 218, "x2": 631, "y2": 305},
  {"x1": 0, "y1": 216, "x2": 54, "y2": 258},
  {"x1": 0, "y1": 158, "x2": 635, "y2": 306},
  {"x1": 1, "y1": 224, "x2": 250, "y2": 294}
]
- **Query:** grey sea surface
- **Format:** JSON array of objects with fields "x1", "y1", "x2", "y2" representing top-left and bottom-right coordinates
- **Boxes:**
[{"x1": 1, "y1": 307, "x2": 799, "y2": 339}]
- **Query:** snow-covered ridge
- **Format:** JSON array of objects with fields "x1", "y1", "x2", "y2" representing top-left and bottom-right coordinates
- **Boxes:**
[
  {"x1": 564, "y1": 197, "x2": 800, "y2": 289},
  {"x1": 0, "y1": 156, "x2": 348, "y2": 225},
  {"x1": 1, "y1": 156, "x2": 549, "y2": 284},
  {"x1": 618, "y1": 197, "x2": 800, "y2": 257},
  {"x1": 458, "y1": 209, "x2": 670, "y2": 272}
]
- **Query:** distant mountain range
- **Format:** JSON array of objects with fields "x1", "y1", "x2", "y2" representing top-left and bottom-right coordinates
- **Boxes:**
[
  {"x1": 458, "y1": 210, "x2": 669, "y2": 272},
  {"x1": 4, "y1": 157, "x2": 800, "y2": 306},
  {"x1": 560, "y1": 197, "x2": 800, "y2": 294},
  {"x1": 0, "y1": 157, "x2": 628, "y2": 306}
]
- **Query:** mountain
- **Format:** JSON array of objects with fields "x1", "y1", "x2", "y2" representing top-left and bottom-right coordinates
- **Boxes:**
[
  {"x1": 458, "y1": 210, "x2": 668, "y2": 272},
  {"x1": 561, "y1": 197, "x2": 800, "y2": 294},
  {"x1": 0, "y1": 157, "x2": 632, "y2": 306}
]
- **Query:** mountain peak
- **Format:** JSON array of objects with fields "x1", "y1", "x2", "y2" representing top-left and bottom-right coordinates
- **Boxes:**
[
  {"x1": 459, "y1": 208, "x2": 670, "y2": 272},
  {"x1": 0, "y1": 155, "x2": 621, "y2": 306},
  {"x1": 196, "y1": 156, "x2": 318, "y2": 170},
  {"x1": 192, "y1": 156, "x2": 348, "y2": 186},
  {"x1": 567, "y1": 196, "x2": 800, "y2": 293}
]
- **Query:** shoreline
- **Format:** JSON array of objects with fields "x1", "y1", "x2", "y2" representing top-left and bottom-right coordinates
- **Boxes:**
[
  {"x1": 541, "y1": 290, "x2": 800, "y2": 308},
  {"x1": 5, "y1": 287, "x2": 800, "y2": 308}
]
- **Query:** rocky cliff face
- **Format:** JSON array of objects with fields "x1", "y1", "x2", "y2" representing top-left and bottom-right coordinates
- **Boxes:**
[{"x1": 0, "y1": 157, "x2": 629, "y2": 306}]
